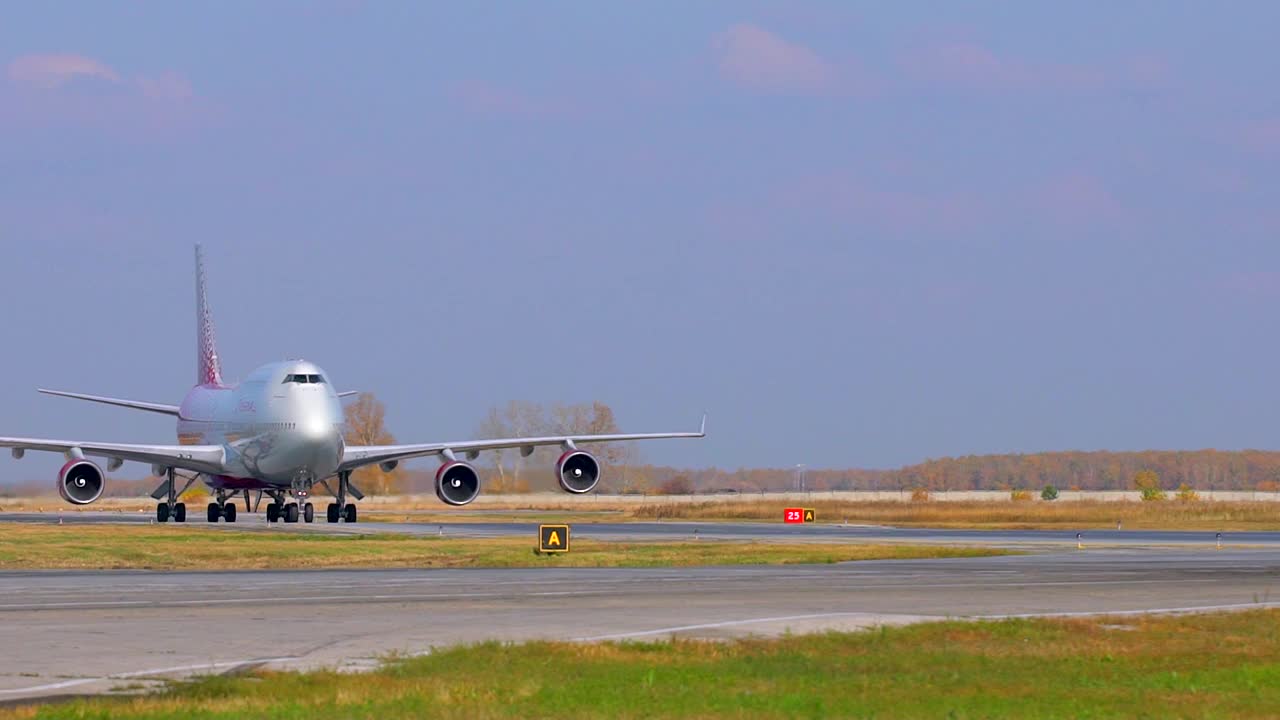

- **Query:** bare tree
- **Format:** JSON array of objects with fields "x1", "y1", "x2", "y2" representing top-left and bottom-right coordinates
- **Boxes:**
[
  {"x1": 473, "y1": 400, "x2": 627, "y2": 491},
  {"x1": 475, "y1": 406, "x2": 510, "y2": 489}
]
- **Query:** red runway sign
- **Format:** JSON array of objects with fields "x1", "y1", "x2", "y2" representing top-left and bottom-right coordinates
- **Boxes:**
[{"x1": 784, "y1": 508, "x2": 804, "y2": 524}]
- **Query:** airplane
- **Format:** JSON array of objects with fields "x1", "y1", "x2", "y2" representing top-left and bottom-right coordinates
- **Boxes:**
[{"x1": 0, "y1": 246, "x2": 705, "y2": 524}]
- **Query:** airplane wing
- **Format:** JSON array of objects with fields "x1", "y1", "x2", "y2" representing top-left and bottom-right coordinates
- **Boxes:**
[
  {"x1": 38, "y1": 389, "x2": 181, "y2": 416},
  {"x1": 0, "y1": 437, "x2": 224, "y2": 474},
  {"x1": 339, "y1": 416, "x2": 706, "y2": 473}
]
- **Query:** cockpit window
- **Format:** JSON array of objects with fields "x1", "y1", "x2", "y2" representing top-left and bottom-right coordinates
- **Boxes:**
[{"x1": 282, "y1": 374, "x2": 326, "y2": 384}]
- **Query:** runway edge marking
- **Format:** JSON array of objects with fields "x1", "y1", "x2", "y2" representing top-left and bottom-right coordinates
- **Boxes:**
[
  {"x1": 0, "y1": 655, "x2": 301, "y2": 696},
  {"x1": 573, "y1": 600, "x2": 1280, "y2": 642}
]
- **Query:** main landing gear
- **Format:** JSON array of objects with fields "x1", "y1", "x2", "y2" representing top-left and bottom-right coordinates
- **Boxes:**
[
  {"x1": 205, "y1": 489, "x2": 238, "y2": 523},
  {"x1": 326, "y1": 471, "x2": 357, "y2": 523},
  {"x1": 154, "y1": 467, "x2": 195, "y2": 523}
]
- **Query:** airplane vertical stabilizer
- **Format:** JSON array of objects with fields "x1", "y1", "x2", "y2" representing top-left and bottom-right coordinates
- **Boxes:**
[{"x1": 196, "y1": 244, "x2": 224, "y2": 387}]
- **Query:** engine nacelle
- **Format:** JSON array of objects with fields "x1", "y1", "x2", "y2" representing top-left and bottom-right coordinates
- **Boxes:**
[
  {"x1": 58, "y1": 460, "x2": 105, "y2": 505},
  {"x1": 556, "y1": 451, "x2": 600, "y2": 494},
  {"x1": 435, "y1": 461, "x2": 481, "y2": 506}
]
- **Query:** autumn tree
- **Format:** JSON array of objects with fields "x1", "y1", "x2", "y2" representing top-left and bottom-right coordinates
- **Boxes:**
[
  {"x1": 657, "y1": 475, "x2": 693, "y2": 495},
  {"x1": 1176, "y1": 483, "x2": 1200, "y2": 502},
  {"x1": 1133, "y1": 469, "x2": 1164, "y2": 501},
  {"x1": 344, "y1": 393, "x2": 400, "y2": 495}
]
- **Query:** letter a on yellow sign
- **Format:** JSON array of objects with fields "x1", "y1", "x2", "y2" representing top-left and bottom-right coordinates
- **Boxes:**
[{"x1": 539, "y1": 524, "x2": 571, "y2": 553}]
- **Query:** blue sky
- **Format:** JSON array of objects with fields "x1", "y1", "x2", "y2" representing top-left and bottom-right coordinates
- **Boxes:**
[{"x1": 1, "y1": 2, "x2": 1279, "y2": 481}]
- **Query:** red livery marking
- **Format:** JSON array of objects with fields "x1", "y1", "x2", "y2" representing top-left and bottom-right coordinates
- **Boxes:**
[{"x1": 783, "y1": 508, "x2": 804, "y2": 524}]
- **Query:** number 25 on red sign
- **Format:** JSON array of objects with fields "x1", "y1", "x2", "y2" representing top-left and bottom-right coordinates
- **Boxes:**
[{"x1": 784, "y1": 508, "x2": 804, "y2": 524}]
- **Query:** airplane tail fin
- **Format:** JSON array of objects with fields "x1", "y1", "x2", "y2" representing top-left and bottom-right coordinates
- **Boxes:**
[{"x1": 195, "y1": 244, "x2": 224, "y2": 387}]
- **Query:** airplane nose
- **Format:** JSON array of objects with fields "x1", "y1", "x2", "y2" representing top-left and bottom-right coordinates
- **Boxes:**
[
  {"x1": 301, "y1": 418, "x2": 336, "y2": 441},
  {"x1": 298, "y1": 421, "x2": 343, "y2": 471}
]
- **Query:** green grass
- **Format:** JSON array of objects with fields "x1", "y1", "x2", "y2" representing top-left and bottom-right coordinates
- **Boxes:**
[
  {"x1": 0, "y1": 524, "x2": 1006, "y2": 571},
  {"x1": 9, "y1": 610, "x2": 1280, "y2": 718}
]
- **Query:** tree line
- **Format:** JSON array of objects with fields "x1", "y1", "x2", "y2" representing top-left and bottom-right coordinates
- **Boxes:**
[{"x1": 885, "y1": 450, "x2": 1280, "y2": 493}]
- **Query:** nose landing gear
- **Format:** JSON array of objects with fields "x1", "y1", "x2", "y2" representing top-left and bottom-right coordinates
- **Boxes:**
[{"x1": 263, "y1": 483, "x2": 316, "y2": 524}]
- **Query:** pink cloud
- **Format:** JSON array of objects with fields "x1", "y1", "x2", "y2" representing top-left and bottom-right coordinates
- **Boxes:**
[
  {"x1": 1215, "y1": 271, "x2": 1280, "y2": 298},
  {"x1": 725, "y1": 169, "x2": 1132, "y2": 238},
  {"x1": 2, "y1": 54, "x2": 205, "y2": 137},
  {"x1": 900, "y1": 41, "x2": 1169, "y2": 95},
  {"x1": 774, "y1": 172, "x2": 990, "y2": 233},
  {"x1": 1240, "y1": 119, "x2": 1280, "y2": 153},
  {"x1": 713, "y1": 23, "x2": 835, "y2": 94},
  {"x1": 1032, "y1": 174, "x2": 1127, "y2": 226},
  {"x1": 6, "y1": 53, "x2": 120, "y2": 89},
  {"x1": 137, "y1": 71, "x2": 194, "y2": 102},
  {"x1": 451, "y1": 80, "x2": 574, "y2": 117},
  {"x1": 6, "y1": 53, "x2": 194, "y2": 103}
]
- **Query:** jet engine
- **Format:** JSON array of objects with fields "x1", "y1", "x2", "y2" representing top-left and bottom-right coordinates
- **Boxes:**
[
  {"x1": 435, "y1": 461, "x2": 481, "y2": 506},
  {"x1": 556, "y1": 450, "x2": 600, "y2": 494},
  {"x1": 58, "y1": 460, "x2": 105, "y2": 505}
]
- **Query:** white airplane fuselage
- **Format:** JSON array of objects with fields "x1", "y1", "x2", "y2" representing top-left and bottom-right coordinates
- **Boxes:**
[{"x1": 177, "y1": 359, "x2": 345, "y2": 490}]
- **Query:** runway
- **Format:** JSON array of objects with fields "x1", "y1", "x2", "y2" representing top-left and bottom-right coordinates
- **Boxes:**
[{"x1": 3, "y1": 547, "x2": 1280, "y2": 701}]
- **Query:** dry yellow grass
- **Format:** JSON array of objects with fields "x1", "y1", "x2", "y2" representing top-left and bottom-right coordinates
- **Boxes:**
[
  {"x1": 626, "y1": 498, "x2": 1280, "y2": 529},
  {"x1": 9, "y1": 495, "x2": 1280, "y2": 529},
  {"x1": 0, "y1": 523, "x2": 1007, "y2": 571},
  {"x1": 364, "y1": 498, "x2": 1280, "y2": 530}
]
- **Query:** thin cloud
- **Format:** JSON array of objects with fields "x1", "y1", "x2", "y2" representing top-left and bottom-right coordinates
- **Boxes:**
[
  {"x1": 2, "y1": 53, "x2": 204, "y2": 137},
  {"x1": 713, "y1": 23, "x2": 835, "y2": 94},
  {"x1": 900, "y1": 41, "x2": 1169, "y2": 95},
  {"x1": 451, "y1": 80, "x2": 574, "y2": 117},
  {"x1": 7, "y1": 53, "x2": 120, "y2": 89},
  {"x1": 1215, "y1": 271, "x2": 1280, "y2": 298},
  {"x1": 137, "y1": 71, "x2": 194, "y2": 102},
  {"x1": 7, "y1": 53, "x2": 194, "y2": 103},
  {"x1": 1239, "y1": 119, "x2": 1280, "y2": 153},
  {"x1": 774, "y1": 172, "x2": 990, "y2": 234},
  {"x1": 1032, "y1": 174, "x2": 1127, "y2": 226}
]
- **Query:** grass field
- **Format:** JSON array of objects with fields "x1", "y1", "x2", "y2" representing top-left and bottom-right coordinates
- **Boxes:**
[
  {"x1": 628, "y1": 499, "x2": 1280, "y2": 530},
  {"x1": 0, "y1": 524, "x2": 1006, "y2": 571},
  {"x1": 10, "y1": 495, "x2": 1280, "y2": 530},
  {"x1": 7, "y1": 609, "x2": 1280, "y2": 718},
  {"x1": 358, "y1": 498, "x2": 1280, "y2": 531}
]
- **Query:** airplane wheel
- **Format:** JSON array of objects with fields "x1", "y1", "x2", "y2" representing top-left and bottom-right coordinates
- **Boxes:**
[
  {"x1": 207, "y1": 503, "x2": 220, "y2": 523},
  {"x1": 303, "y1": 503, "x2": 314, "y2": 524},
  {"x1": 343, "y1": 504, "x2": 357, "y2": 523},
  {"x1": 266, "y1": 503, "x2": 280, "y2": 523},
  {"x1": 326, "y1": 503, "x2": 339, "y2": 523},
  {"x1": 284, "y1": 503, "x2": 300, "y2": 523},
  {"x1": 223, "y1": 503, "x2": 237, "y2": 523},
  {"x1": 174, "y1": 503, "x2": 187, "y2": 523},
  {"x1": 156, "y1": 503, "x2": 170, "y2": 523}
]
